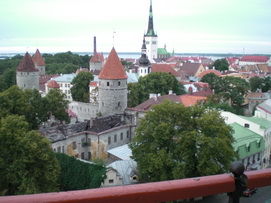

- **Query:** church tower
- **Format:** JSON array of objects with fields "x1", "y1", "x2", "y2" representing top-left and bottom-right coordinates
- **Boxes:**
[
  {"x1": 89, "y1": 36, "x2": 104, "y2": 71},
  {"x1": 138, "y1": 36, "x2": 151, "y2": 77},
  {"x1": 144, "y1": 0, "x2": 158, "y2": 62},
  {"x1": 16, "y1": 52, "x2": 39, "y2": 90},
  {"x1": 98, "y1": 48, "x2": 128, "y2": 116},
  {"x1": 32, "y1": 49, "x2": 46, "y2": 75}
]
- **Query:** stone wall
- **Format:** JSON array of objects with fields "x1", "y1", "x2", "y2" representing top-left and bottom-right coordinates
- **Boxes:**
[
  {"x1": 69, "y1": 101, "x2": 99, "y2": 121},
  {"x1": 16, "y1": 71, "x2": 39, "y2": 90}
]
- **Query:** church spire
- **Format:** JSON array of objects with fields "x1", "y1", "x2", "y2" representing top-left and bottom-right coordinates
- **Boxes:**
[{"x1": 145, "y1": 0, "x2": 157, "y2": 37}]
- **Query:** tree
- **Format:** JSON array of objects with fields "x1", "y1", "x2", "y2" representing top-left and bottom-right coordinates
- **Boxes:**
[
  {"x1": 0, "y1": 115, "x2": 60, "y2": 195},
  {"x1": 128, "y1": 83, "x2": 139, "y2": 107},
  {"x1": 212, "y1": 58, "x2": 229, "y2": 71},
  {"x1": 129, "y1": 72, "x2": 185, "y2": 106},
  {"x1": 249, "y1": 76, "x2": 263, "y2": 92},
  {"x1": 261, "y1": 77, "x2": 271, "y2": 92},
  {"x1": 201, "y1": 73, "x2": 222, "y2": 93},
  {"x1": 45, "y1": 89, "x2": 70, "y2": 123},
  {"x1": 2, "y1": 69, "x2": 16, "y2": 89},
  {"x1": 56, "y1": 153, "x2": 106, "y2": 191},
  {"x1": 129, "y1": 101, "x2": 237, "y2": 182},
  {"x1": 71, "y1": 71, "x2": 94, "y2": 102},
  {"x1": 24, "y1": 89, "x2": 48, "y2": 129}
]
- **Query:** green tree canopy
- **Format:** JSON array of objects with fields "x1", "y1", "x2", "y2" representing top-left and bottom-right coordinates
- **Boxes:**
[
  {"x1": 0, "y1": 115, "x2": 60, "y2": 195},
  {"x1": 129, "y1": 101, "x2": 237, "y2": 182},
  {"x1": 129, "y1": 72, "x2": 185, "y2": 107},
  {"x1": 201, "y1": 73, "x2": 222, "y2": 93},
  {"x1": 45, "y1": 89, "x2": 70, "y2": 124},
  {"x1": 71, "y1": 71, "x2": 94, "y2": 102},
  {"x1": 212, "y1": 58, "x2": 229, "y2": 71},
  {"x1": 249, "y1": 76, "x2": 263, "y2": 92},
  {"x1": 56, "y1": 153, "x2": 106, "y2": 191}
]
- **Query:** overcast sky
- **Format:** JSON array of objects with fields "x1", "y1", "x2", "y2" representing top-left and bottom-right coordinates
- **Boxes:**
[{"x1": 1, "y1": 0, "x2": 270, "y2": 54}]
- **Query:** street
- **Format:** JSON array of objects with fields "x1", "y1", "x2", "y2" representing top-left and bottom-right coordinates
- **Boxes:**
[{"x1": 195, "y1": 185, "x2": 271, "y2": 203}]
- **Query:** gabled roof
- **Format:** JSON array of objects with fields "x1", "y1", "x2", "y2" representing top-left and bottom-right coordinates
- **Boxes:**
[
  {"x1": 177, "y1": 62, "x2": 202, "y2": 76},
  {"x1": 198, "y1": 69, "x2": 221, "y2": 79},
  {"x1": 240, "y1": 55, "x2": 269, "y2": 63},
  {"x1": 32, "y1": 49, "x2": 45, "y2": 66},
  {"x1": 152, "y1": 63, "x2": 180, "y2": 77},
  {"x1": 47, "y1": 80, "x2": 60, "y2": 88},
  {"x1": 98, "y1": 48, "x2": 127, "y2": 80},
  {"x1": 89, "y1": 81, "x2": 98, "y2": 87},
  {"x1": 17, "y1": 52, "x2": 39, "y2": 72},
  {"x1": 239, "y1": 115, "x2": 271, "y2": 129}
]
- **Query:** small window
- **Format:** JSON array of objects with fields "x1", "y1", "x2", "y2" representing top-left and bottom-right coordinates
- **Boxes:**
[
  {"x1": 114, "y1": 134, "x2": 117, "y2": 143},
  {"x1": 118, "y1": 81, "x2": 121, "y2": 86},
  {"x1": 81, "y1": 152, "x2": 84, "y2": 160},
  {"x1": 57, "y1": 146, "x2": 61, "y2": 152},
  {"x1": 72, "y1": 141, "x2": 77, "y2": 150},
  {"x1": 81, "y1": 138, "x2": 85, "y2": 147},
  {"x1": 109, "y1": 179, "x2": 114, "y2": 184},
  {"x1": 108, "y1": 136, "x2": 111, "y2": 145},
  {"x1": 244, "y1": 123, "x2": 249, "y2": 128},
  {"x1": 65, "y1": 84, "x2": 67, "y2": 87},
  {"x1": 107, "y1": 82, "x2": 110, "y2": 86},
  {"x1": 258, "y1": 142, "x2": 261, "y2": 148},
  {"x1": 121, "y1": 132, "x2": 123, "y2": 140},
  {"x1": 247, "y1": 146, "x2": 250, "y2": 152}
]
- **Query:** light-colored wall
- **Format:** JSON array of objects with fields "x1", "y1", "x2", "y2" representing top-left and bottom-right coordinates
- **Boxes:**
[
  {"x1": 69, "y1": 102, "x2": 99, "y2": 121},
  {"x1": 16, "y1": 71, "x2": 39, "y2": 90},
  {"x1": 102, "y1": 169, "x2": 122, "y2": 187},
  {"x1": 145, "y1": 36, "x2": 158, "y2": 62}
]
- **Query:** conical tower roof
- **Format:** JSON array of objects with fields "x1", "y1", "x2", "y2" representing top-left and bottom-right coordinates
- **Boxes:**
[
  {"x1": 98, "y1": 48, "x2": 127, "y2": 80},
  {"x1": 145, "y1": 0, "x2": 157, "y2": 37},
  {"x1": 17, "y1": 52, "x2": 39, "y2": 72},
  {"x1": 32, "y1": 49, "x2": 45, "y2": 66}
]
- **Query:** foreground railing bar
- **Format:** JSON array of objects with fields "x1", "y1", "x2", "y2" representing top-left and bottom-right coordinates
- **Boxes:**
[{"x1": 0, "y1": 168, "x2": 270, "y2": 203}]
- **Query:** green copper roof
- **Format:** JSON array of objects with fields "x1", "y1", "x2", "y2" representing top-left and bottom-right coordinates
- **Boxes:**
[
  {"x1": 230, "y1": 123, "x2": 265, "y2": 159},
  {"x1": 157, "y1": 48, "x2": 168, "y2": 55},
  {"x1": 239, "y1": 116, "x2": 271, "y2": 129}
]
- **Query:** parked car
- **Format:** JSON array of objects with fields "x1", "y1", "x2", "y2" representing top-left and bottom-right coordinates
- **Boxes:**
[{"x1": 243, "y1": 188, "x2": 258, "y2": 197}]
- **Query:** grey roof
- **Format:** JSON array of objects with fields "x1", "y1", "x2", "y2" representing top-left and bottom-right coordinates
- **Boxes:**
[
  {"x1": 257, "y1": 99, "x2": 271, "y2": 113},
  {"x1": 108, "y1": 160, "x2": 137, "y2": 185},
  {"x1": 54, "y1": 73, "x2": 76, "y2": 83},
  {"x1": 107, "y1": 144, "x2": 132, "y2": 160}
]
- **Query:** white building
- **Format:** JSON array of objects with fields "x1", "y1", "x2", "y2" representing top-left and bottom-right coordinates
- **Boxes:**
[{"x1": 221, "y1": 111, "x2": 271, "y2": 169}]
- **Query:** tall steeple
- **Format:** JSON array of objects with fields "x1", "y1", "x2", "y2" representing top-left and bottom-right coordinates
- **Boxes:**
[
  {"x1": 138, "y1": 37, "x2": 151, "y2": 77},
  {"x1": 144, "y1": 0, "x2": 158, "y2": 62},
  {"x1": 145, "y1": 0, "x2": 157, "y2": 37}
]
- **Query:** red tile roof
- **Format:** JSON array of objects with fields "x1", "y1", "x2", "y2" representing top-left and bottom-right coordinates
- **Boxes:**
[
  {"x1": 17, "y1": 52, "x2": 39, "y2": 72},
  {"x1": 89, "y1": 81, "x2": 98, "y2": 86},
  {"x1": 98, "y1": 48, "x2": 127, "y2": 80},
  {"x1": 90, "y1": 51, "x2": 104, "y2": 63},
  {"x1": 47, "y1": 80, "x2": 60, "y2": 88},
  {"x1": 32, "y1": 49, "x2": 45, "y2": 66},
  {"x1": 152, "y1": 63, "x2": 180, "y2": 77},
  {"x1": 198, "y1": 69, "x2": 221, "y2": 79},
  {"x1": 240, "y1": 55, "x2": 269, "y2": 63},
  {"x1": 180, "y1": 95, "x2": 207, "y2": 106}
]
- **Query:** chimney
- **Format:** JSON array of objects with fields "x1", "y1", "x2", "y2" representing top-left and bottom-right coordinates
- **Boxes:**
[
  {"x1": 93, "y1": 36, "x2": 97, "y2": 53},
  {"x1": 149, "y1": 93, "x2": 157, "y2": 100},
  {"x1": 168, "y1": 90, "x2": 173, "y2": 95}
]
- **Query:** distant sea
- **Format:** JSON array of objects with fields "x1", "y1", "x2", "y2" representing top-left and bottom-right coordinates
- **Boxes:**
[{"x1": 1, "y1": 51, "x2": 270, "y2": 60}]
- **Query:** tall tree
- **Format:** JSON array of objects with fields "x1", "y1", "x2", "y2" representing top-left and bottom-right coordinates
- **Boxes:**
[
  {"x1": 56, "y1": 153, "x2": 106, "y2": 191},
  {"x1": 249, "y1": 76, "x2": 263, "y2": 92},
  {"x1": 129, "y1": 101, "x2": 237, "y2": 182},
  {"x1": 201, "y1": 73, "x2": 222, "y2": 93},
  {"x1": 45, "y1": 89, "x2": 70, "y2": 123},
  {"x1": 262, "y1": 76, "x2": 271, "y2": 92},
  {"x1": 71, "y1": 71, "x2": 94, "y2": 102},
  {"x1": 24, "y1": 89, "x2": 48, "y2": 129},
  {"x1": 129, "y1": 72, "x2": 185, "y2": 106},
  {"x1": 0, "y1": 115, "x2": 60, "y2": 195}
]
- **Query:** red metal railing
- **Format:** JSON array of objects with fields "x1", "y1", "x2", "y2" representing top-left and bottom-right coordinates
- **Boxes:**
[{"x1": 1, "y1": 168, "x2": 271, "y2": 203}]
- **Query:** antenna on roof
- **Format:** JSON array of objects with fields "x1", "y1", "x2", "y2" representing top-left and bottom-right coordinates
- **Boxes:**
[{"x1": 113, "y1": 30, "x2": 116, "y2": 47}]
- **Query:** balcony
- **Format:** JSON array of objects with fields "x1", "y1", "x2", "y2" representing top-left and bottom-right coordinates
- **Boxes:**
[{"x1": 0, "y1": 164, "x2": 270, "y2": 203}]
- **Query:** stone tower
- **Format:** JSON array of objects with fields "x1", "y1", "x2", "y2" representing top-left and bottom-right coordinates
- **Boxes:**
[
  {"x1": 32, "y1": 49, "x2": 46, "y2": 75},
  {"x1": 144, "y1": 0, "x2": 158, "y2": 62},
  {"x1": 16, "y1": 52, "x2": 39, "y2": 90},
  {"x1": 138, "y1": 36, "x2": 152, "y2": 77},
  {"x1": 98, "y1": 48, "x2": 128, "y2": 116}
]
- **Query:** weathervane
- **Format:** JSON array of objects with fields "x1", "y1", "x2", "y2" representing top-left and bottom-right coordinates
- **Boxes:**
[{"x1": 113, "y1": 30, "x2": 116, "y2": 47}]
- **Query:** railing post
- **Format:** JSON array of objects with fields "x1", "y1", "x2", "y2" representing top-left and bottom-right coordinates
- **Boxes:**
[{"x1": 227, "y1": 161, "x2": 248, "y2": 203}]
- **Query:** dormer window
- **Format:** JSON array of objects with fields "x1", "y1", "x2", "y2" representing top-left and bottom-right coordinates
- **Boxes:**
[
  {"x1": 244, "y1": 123, "x2": 249, "y2": 128},
  {"x1": 247, "y1": 146, "x2": 250, "y2": 152}
]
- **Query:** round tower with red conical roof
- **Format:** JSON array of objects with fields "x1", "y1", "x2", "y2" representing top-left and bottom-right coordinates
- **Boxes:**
[
  {"x1": 98, "y1": 48, "x2": 128, "y2": 116},
  {"x1": 16, "y1": 52, "x2": 39, "y2": 90}
]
